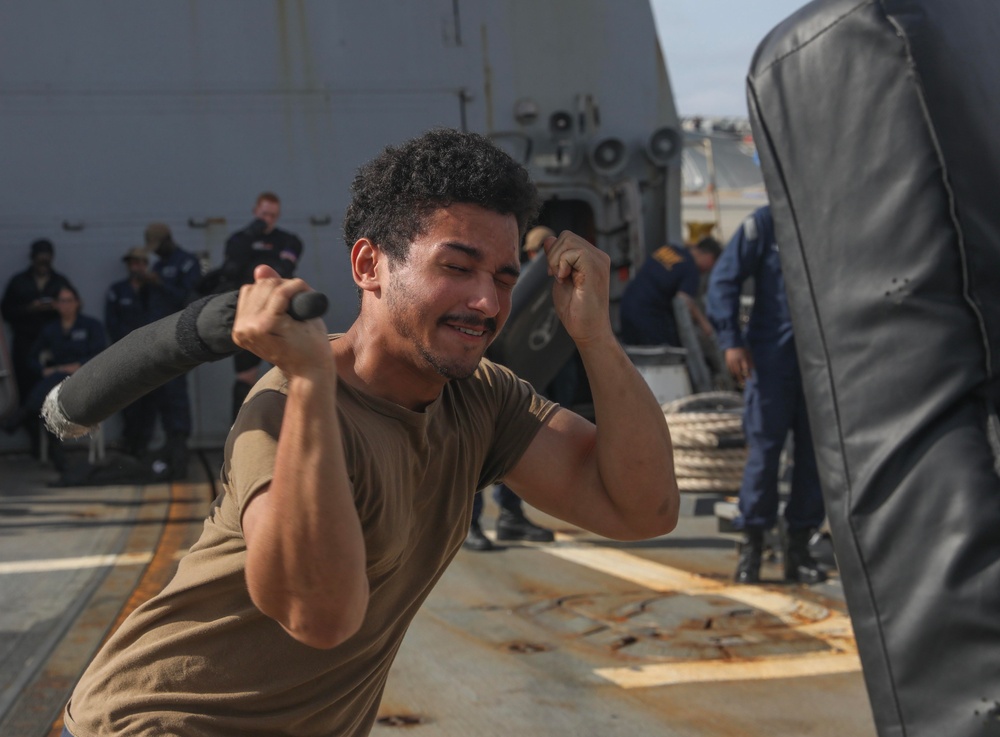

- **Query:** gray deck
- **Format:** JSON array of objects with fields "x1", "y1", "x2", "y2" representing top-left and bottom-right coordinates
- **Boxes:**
[{"x1": 0, "y1": 450, "x2": 876, "y2": 737}]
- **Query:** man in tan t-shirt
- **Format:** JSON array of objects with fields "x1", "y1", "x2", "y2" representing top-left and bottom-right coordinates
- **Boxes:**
[{"x1": 62, "y1": 129, "x2": 680, "y2": 737}]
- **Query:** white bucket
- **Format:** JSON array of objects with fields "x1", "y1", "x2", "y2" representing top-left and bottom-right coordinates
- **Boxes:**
[{"x1": 623, "y1": 344, "x2": 692, "y2": 405}]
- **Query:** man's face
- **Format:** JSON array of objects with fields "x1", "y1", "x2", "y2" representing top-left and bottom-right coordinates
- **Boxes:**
[
  {"x1": 253, "y1": 199, "x2": 281, "y2": 233},
  {"x1": 694, "y1": 251, "x2": 717, "y2": 274},
  {"x1": 55, "y1": 288, "x2": 79, "y2": 320},
  {"x1": 31, "y1": 253, "x2": 53, "y2": 273},
  {"x1": 126, "y1": 257, "x2": 148, "y2": 278},
  {"x1": 382, "y1": 203, "x2": 520, "y2": 381}
]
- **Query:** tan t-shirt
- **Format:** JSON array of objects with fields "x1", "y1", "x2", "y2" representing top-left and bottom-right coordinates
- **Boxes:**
[{"x1": 65, "y1": 353, "x2": 556, "y2": 737}]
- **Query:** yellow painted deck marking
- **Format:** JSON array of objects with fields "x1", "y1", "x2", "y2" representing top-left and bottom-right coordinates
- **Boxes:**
[
  {"x1": 538, "y1": 536, "x2": 860, "y2": 687},
  {"x1": 593, "y1": 652, "x2": 862, "y2": 689}
]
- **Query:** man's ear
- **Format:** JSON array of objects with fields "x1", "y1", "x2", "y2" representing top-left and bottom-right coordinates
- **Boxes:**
[{"x1": 351, "y1": 238, "x2": 383, "y2": 294}]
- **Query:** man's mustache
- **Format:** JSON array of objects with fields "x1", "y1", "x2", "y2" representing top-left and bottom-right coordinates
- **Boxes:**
[{"x1": 439, "y1": 314, "x2": 498, "y2": 335}]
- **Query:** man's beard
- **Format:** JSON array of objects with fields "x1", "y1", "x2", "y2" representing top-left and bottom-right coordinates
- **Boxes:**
[
  {"x1": 387, "y1": 283, "x2": 497, "y2": 381},
  {"x1": 414, "y1": 336, "x2": 478, "y2": 381}
]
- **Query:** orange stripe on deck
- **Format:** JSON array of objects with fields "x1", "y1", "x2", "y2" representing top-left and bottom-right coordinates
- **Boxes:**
[{"x1": 47, "y1": 481, "x2": 198, "y2": 737}]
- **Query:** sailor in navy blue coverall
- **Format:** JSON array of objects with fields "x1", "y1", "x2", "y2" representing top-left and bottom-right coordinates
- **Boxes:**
[
  {"x1": 105, "y1": 246, "x2": 178, "y2": 458},
  {"x1": 24, "y1": 289, "x2": 105, "y2": 411},
  {"x1": 705, "y1": 205, "x2": 826, "y2": 584},
  {"x1": 620, "y1": 239, "x2": 719, "y2": 347},
  {"x1": 142, "y1": 223, "x2": 203, "y2": 478},
  {"x1": 223, "y1": 193, "x2": 304, "y2": 421},
  {"x1": 5, "y1": 284, "x2": 105, "y2": 467}
]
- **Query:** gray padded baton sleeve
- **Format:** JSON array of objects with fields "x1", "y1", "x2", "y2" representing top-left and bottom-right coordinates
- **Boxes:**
[{"x1": 46, "y1": 291, "x2": 240, "y2": 435}]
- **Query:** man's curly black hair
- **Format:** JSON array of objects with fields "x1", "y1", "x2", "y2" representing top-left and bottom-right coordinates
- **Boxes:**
[{"x1": 343, "y1": 128, "x2": 540, "y2": 263}]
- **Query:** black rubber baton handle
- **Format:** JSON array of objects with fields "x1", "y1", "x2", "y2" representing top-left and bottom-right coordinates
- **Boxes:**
[{"x1": 288, "y1": 291, "x2": 329, "y2": 321}]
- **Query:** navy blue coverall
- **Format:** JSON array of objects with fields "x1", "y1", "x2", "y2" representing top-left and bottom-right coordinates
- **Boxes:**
[
  {"x1": 150, "y1": 247, "x2": 202, "y2": 438},
  {"x1": 105, "y1": 278, "x2": 177, "y2": 451},
  {"x1": 1, "y1": 268, "x2": 75, "y2": 400},
  {"x1": 619, "y1": 244, "x2": 700, "y2": 347},
  {"x1": 705, "y1": 206, "x2": 824, "y2": 532},
  {"x1": 23, "y1": 314, "x2": 106, "y2": 415},
  {"x1": 223, "y1": 220, "x2": 305, "y2": 418},
  {"x1": 105, "y1": 280, "x2": 171, "y2": 344}
]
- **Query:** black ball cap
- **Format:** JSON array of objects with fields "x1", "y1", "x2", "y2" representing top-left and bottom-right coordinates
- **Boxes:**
[{"x1": 30, "y1": 239, "x2": 54, "y2": 257}]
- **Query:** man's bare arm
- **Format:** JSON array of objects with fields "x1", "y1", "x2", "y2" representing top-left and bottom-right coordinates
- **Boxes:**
[
  {"x1": 236, "y1": 266, "x2": 368, "y2": 650},
  {"x1": 679, "y1": 292, "x2": 714, "y2": 337},
  {"x1": 505, "y1": 232, "x2": 678, "y2": 540}
]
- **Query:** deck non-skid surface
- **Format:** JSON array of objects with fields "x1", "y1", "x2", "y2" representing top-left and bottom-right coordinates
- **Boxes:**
[
  {"x1": 0, "y1": 452, "x2": 876, "y2": 736},
  {"x1": 0, "y1": 452, "x2": 212, "y2": 736}
]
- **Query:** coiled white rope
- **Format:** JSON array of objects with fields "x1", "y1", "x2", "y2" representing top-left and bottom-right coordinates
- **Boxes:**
[{"x1": 663, "y1": 391, "x2": 746, "y2": 493}]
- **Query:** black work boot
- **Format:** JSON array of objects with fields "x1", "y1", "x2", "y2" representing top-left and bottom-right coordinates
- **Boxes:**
[
  {"x1": 47, "y1": 433, "x2": 69, "y2": 473},
  {"x1": 151, "y1": 433, "x2": 190, "y2": 481},
  {"x1": 495, "y1": 509, "x2": 555, "y2": 542},
  {"x1": 165, "y1": 433, "x2": 190, "y2": 480},
  {"x1": 734, "y1": 527, "x2": 765, "y2": 584},
  {"x1": 784, "y1": 528, "x2": 828, "y2": 584},
  {"x1": 463, "y1": 522, "x2": 495, "y2": 552}
]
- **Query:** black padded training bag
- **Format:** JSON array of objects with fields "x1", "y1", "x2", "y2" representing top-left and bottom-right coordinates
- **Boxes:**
[{"x1": 748, "y1": 1, "x2": 1000, "y2": 735}]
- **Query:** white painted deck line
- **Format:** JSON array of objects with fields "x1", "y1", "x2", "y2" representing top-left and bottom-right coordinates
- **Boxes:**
[{"x1": 0, "y1": 551, "x2": 153, "y2": 575}]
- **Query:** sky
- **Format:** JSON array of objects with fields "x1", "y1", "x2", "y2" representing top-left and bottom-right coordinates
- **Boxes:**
[{"x1": 650, "y1": 0, "x2": 809, "y2": 118}]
